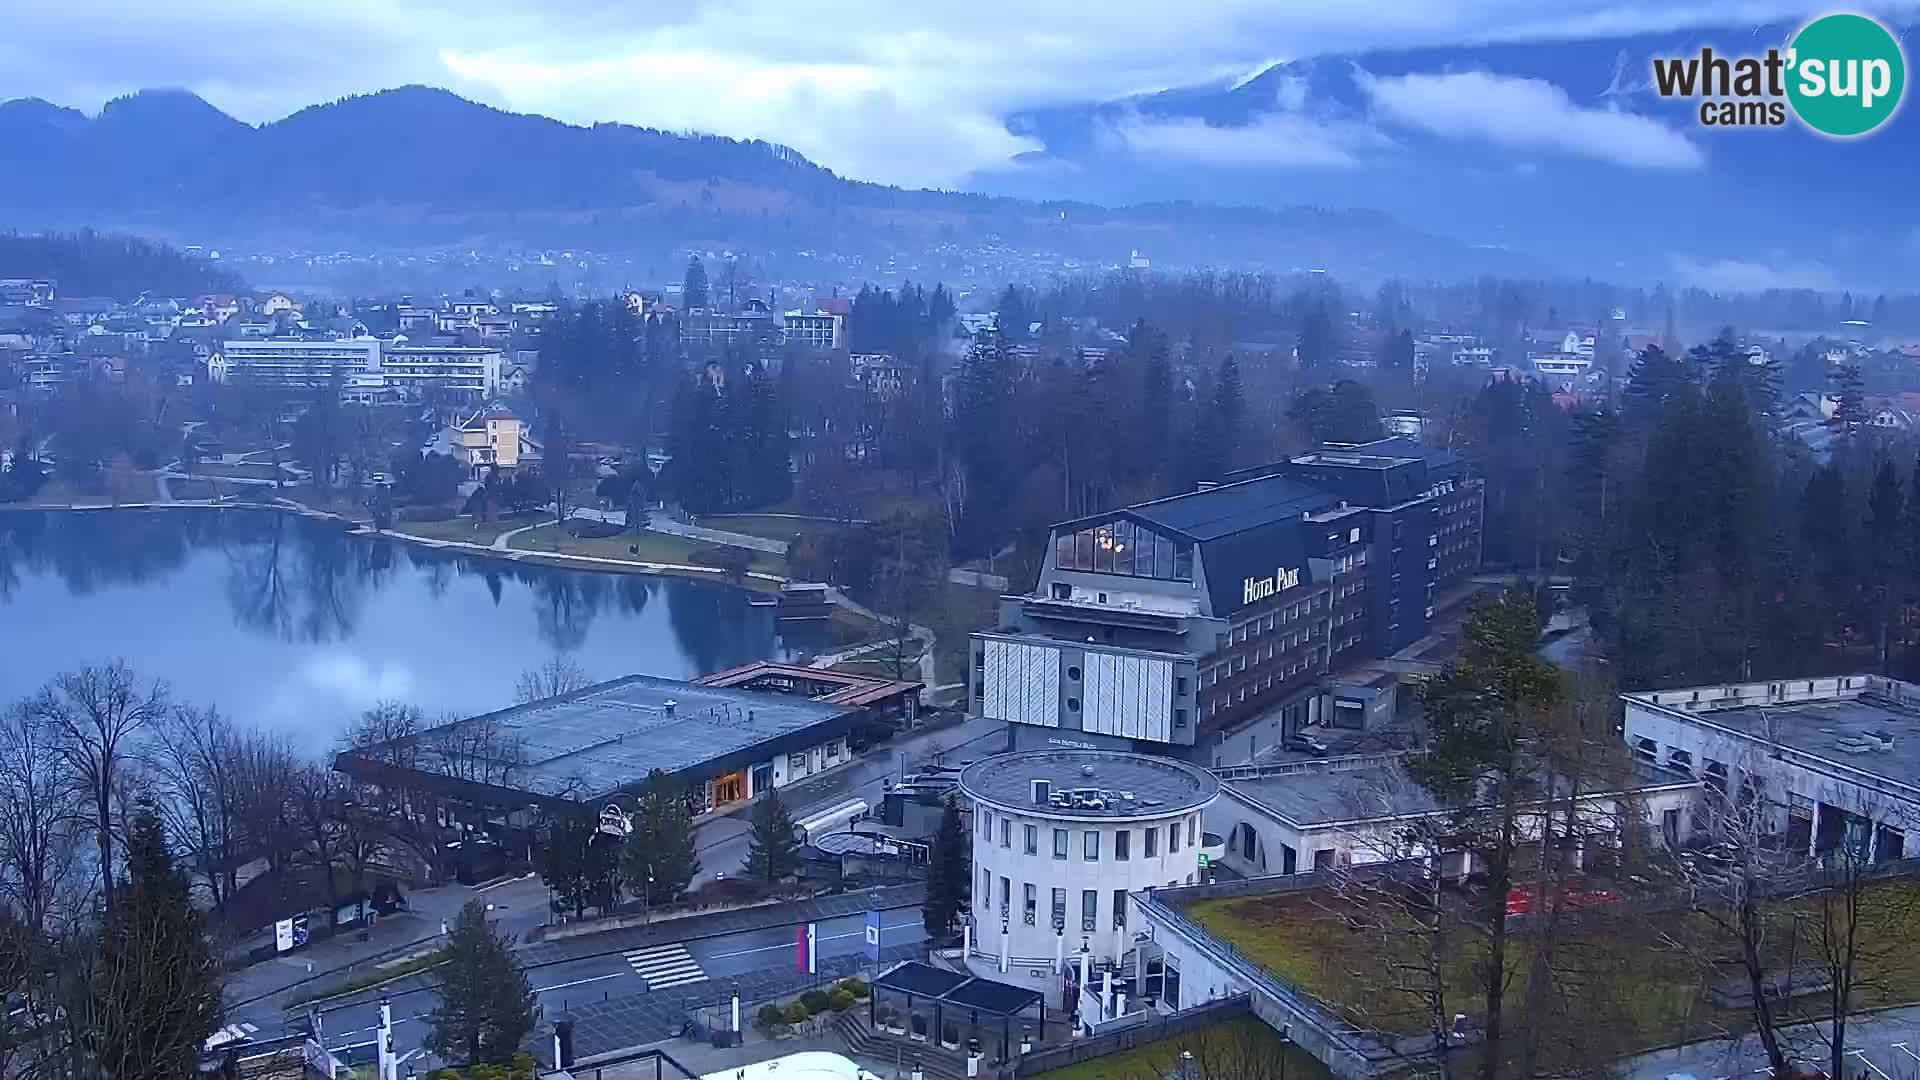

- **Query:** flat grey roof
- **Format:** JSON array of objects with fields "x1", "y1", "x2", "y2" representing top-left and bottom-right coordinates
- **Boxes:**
[
  {"x1": 958, "y1": 750, "x2": 1219, "y2": 819},
  {"x1": 1226, "y1": 759, "x2": 1696, "y2": 828},
  {"x1": 417, "y1": 675, "x2": 853, "y2": 800},
  {"x1": 1643, "y1": 694, "x2": 1920, "y2": 794}
]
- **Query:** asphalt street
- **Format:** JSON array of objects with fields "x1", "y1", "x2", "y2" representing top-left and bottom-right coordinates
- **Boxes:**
[{"x1": 279, "y1": 909, "x2": 928, "y2": 1070}]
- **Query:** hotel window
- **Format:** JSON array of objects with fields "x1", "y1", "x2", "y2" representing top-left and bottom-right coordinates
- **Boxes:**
[
  {"x1": 1175, "y1": 708, "x2": 1188, "y2": 728},
  {"x1": 980, "y1": 868, "x2": 990, "y2": 910},
  {"x1": 1001, "y1": 819, "x2": 1011, "y2": 848},
  {"x1": 1053, "y1": 828, "x2": 1070, "y2": 859},
  {"x1": 1145, "y1": 827, "x2": 1159, "y2": 857},
  {"x1": 1024, "y1": 883, "x2": 1037, "y2": 924},
  {"x1": 1085, "y1": 831, "x2": 1100, "y2": 860},
  {"x1": 1175, "y1": 676, "x2": 1188, "y2": 695},
  {"x1": 1052, "y1": 888, "x2": 1067, "y2": 929},
  {"x1": 1169, "y1": 825, "x2": 1181, "y2": 853},
  {"x1": 999, "y1": 876, "x2": 1010, "y2": 915},
  {"x1": 980, "y1": 808, "x2": 991, "y2": 836},
  {"x1": 1082, "y1": 890, "x2": 1099, "y2": 932},
  {"x1": 1024, "y1": 824, "x2": 1038, "y2": 855},
  {"x1": 1116, "y1": 830, "x2": 1130, "y2": 860},
  {"x1": 1234, "y1": 656, "x2": 1247, "y2": 673},
  {"x1": 1114, "y1": 890, "x2": 1129, "y2": 929}
]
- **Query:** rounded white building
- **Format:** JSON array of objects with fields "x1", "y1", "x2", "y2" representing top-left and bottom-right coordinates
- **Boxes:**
[{"x1": 959, "y1": 750, "x2": 1219, "y2": 972}]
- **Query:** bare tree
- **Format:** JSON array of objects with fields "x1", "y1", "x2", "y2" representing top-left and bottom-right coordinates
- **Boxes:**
[
  {"x1": 423, "y1": 714, "x2": 528, "y2": 788},
  {"x1": 148, "y1": 704, "x2": 243, "y2": 912},
  {"x1": 1799, "y1": 790, "x2": 1920, "y2": 1080},
  {"x1": 0, "y1": 701, "x2": 85, "y2": 936},
  {"x1": 290, "y1": 762, "x2": 387, "y2": 932},
  {"x1": 28, "y1": 663, "x2": 170, "y2": 917},
  {"x1": 1660, "y1": 752, "x2": 1812, "y2": 1079},
  {"x1": 229, "y1": 729, "x2": 303, "y2": 892},
  {"x1": 514, "y1": 656, "x2": 591, "y2": 704}
]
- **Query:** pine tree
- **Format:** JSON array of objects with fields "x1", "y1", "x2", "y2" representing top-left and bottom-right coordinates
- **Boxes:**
[
  {"x1": 1296, "y1": 302, "x2": 1336, "y2": 373},
  {"x1": 88, "y1": 800, "x2": 222, "y2": 1080},
  {"x1": 1866, "y1": 461, "x2": 1906, "y2": 674},
  {"x1": 923, "y1": 795, "x2": 968, "y2": 939},
  {"x1": 743, "y1": 789, "x2": 801, "y2": 883},
  {"x1": 1831, "y1": 361, "x2": 1867, "y2": 430},
  {"x1": 534, "y1": 812, "x2": 622, "y2": 918},
  {"x1": 624, "y1": 770, "x2": 700, "y2": 905},
  {"x1": 683, "y1": 256, "x2": 709, "y2": 309},
  {"x1": 429, "y1": 900, "x2": 539, "y2": 1067}
]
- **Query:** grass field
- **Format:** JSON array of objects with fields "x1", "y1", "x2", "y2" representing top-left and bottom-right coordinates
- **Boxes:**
[
  {"x1": 700, "y1": 513, "x2": 854, "y2": 545},
  {"x1": 395, "y1": 515, "x2": 528, "y2": 545},
  {"x1": 508, "y1": 525, "x2": 787, "y2": 577},
  {"x1": 1186, "y1": 879, "x2": 1920, "y2": 1072},
  {"x1": 189, "y1": 462, "x2": 289, "y2": 482},
  {"x1": 1035, "y1": 1016, "x2": 1327, "y2": 1080}
]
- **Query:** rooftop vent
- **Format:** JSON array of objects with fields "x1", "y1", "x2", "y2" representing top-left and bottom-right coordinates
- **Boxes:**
[
  {"x1": 1196, "y1": 481, "x2": 1219, "y2": 492},
  {"x1": 1081, "y1": 764, "x2": 1095, "y2": 777},
  {"x1": 1031, "y1": 779, "x2": 1051, "y2": 805},
  {"x1": 664, "y1": 699, "x2": 677, "y2": 719}
]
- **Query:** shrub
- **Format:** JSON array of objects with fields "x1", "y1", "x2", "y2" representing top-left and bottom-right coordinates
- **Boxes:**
[
  {"x1": 690, "y1": 543, "x2": 754, "y2": 579},
  {"x1": 757, "y1": 1004, "x2": 786, "y2": 1029},
  {"x1": 836, "y1": 976, "x2": 869, "y2": 999},
  {"x1": 799, "y1": 989, "x2": 831, "y2": 1014},
  {"x1": 783, "y1": 1001, "x2": 811, "y2": 1025},
  {"x1": 510, "y1": 1051, "x2": 537, "y2": 1080},
  {"x1": 828, "y1": 988, "x2": 856, "y2": 1012}
]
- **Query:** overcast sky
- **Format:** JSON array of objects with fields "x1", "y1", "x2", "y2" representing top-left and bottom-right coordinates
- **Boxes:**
[{"x1": 0, "y1": 1, "x2": 1906, "y2": 188}]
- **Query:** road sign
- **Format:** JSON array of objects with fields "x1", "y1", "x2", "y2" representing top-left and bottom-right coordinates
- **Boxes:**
[
  {"x1": 275, "y1": 919, "x2": 295, "y2": 953},
  {"x1": 598, "y1": 803, "x2": 631, "y2": 838},
  {"x1": 1197, "y1": 853, "x2": 1210, "y2": 870},
  {"x1": 865, "y1": 909, "x2": 882, "y2": 963},
  {"x1": 797, "y1": 922, "x2": 818, "y2": 974},
  {"x1": 292, "y1": 915, "x2": 310, "y2": 949}
]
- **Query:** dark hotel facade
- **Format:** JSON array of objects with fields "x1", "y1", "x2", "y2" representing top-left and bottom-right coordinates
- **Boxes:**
[{"x1": 969, "y1": 437, "x2": 1482, "y2": 760}]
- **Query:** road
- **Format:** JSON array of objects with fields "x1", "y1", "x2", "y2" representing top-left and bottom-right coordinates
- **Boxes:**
[
  {"x1": 267, "y1": 909, "x2": 927, "y2": 1070},
  {"x1": 1622, "y1": 1005, "x2": 1920, "y2": 1080},
  {"x1": 691, "y1": 714, "x2": 1007, "y2": 887}
]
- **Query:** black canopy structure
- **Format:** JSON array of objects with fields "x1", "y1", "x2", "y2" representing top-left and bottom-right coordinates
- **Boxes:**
[{"x1": 868, "y1": 962, "x2": 1047, "y2": 1060}]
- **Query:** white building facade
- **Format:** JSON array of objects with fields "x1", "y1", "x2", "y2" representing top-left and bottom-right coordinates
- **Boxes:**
[
  {"x1": 209, "y1": 338, "x2": 381, "y2": 389},
  {"x1": 377, "y1": 344, "x2": 503, "y2": 399},
  {"x1": 960, "y1": 750, "x2": 1218, "y2": 971}
]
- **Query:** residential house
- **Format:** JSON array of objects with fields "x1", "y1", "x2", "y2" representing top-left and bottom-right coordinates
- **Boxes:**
[{"x1": 450, "y1": 405, "x2": 537, "y2": 477}]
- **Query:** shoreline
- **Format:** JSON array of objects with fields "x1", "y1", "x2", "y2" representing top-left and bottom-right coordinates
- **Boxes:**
[{"x1": 0, "y1": 497, "x2": 935, "y2": 677}]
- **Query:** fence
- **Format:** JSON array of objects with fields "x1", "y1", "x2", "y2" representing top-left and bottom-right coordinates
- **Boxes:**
[{"x1": 1012, "y1": 994, "x2": 1252, "y2": 1077}]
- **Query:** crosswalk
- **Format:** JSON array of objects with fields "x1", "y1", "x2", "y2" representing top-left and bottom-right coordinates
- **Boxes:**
[{"x1": 624, "y1": 943, "x2": 709, "y2": 989}]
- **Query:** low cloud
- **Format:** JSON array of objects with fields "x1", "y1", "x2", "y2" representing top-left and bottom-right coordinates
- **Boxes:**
[
  {"x1": 1363, "y1": 69, "x2": 1706, "y2": 171},
  {"x1": 296, "y1": 653, "x2": 416, "y2": 711},
  {"x1": 1104, "y1": 111, "x2": 1389, "y2": 169},
  {"x1": 1668, "y1": 255, "x2": 1841, "y2": 292}
]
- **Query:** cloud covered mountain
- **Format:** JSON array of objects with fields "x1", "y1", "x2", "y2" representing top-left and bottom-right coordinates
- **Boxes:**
[
  {"x1": 0, "y1": 86, "x2": 1521, "y2": 282},
  {"x1": 973, "y1": 24, "x2": 1920, "y2": 290}
]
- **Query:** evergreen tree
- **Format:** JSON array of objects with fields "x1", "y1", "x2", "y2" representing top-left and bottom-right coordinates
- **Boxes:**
[
  {"x1": 923, "y1": 795, "x2": 969, "y2": 938},
  {"x1": 533, "y1": 812, "x2": 622, "y2": 918},
  {"x1": 1801, "y1": 465, "x2": 1855, "y2": 641},
  {"x1": 1296, "y1": 302, "x2": 1336, "y2": 373},
  {"x1": 1385, "y1": 328, "x2": 1416, "y2": 371},
  {"x1": 1866, "y1": 460, "x2": 1905, "y2": 674},
  {"x1": 624, "y1": 770, "x2": 700, "y2": 905},
  {"x1": 1411, "y1": 590, "x2": 1561, "y2": 1080},
  {"x1": 1830, "y1": 361, "x2": 1867, "y2": 430},
  {"x1": 87, "y1": 800, "x2": 222, "y2": 1080},
  {"x1": 683, "y1": 256, "x2": 710, "y2": 309},
  {"x1": 1138, "y1": 323, "x2": 1173, "y2": 481},
  {"x1": 428, "y1": 900, "x2": 539, "y2": 1067},
  {"x1": 743, "y1": 789, "x2": 801, "y2": 883},
  {"x1": 996, "y1": 285, "x2": 1032, "y2": 341},
  {"x1": 1621, "y1": 344, "x2": 1691, "y2": 434}
]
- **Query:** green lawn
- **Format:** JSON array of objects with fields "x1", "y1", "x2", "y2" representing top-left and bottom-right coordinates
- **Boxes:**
[
  {"x1": 395, "y1": 515, "x2": 527, "y2": 545},
  {"x1": 700, "y1": 513, "x2": 854, "y2": 544},
  {"x1": 1186, "y1": 879, "x2": 1920, "y2": 1074},
  {"x1": 508, "y1": 525, "x2": 787, "y2": 577},
  {"x1": 1035, "y1": 1016, "x2": 1326, "y2": 1080},
  {"x1": 925, "y1": 582, "x2": 1000, "y2": 686}
]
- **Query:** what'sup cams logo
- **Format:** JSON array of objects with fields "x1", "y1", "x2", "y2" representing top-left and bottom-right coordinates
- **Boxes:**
[{"x1": 1652, "y1": 13, "x2": 1906, "y2": 136}]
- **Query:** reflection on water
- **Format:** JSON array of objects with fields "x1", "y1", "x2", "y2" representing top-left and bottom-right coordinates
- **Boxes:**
[{"x1": 0, "y1": 509, "x2": 822, "y2": 744}]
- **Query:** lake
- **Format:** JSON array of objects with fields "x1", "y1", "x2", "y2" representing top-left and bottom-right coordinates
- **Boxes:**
[{"x1": 0, "y1": 508, "x2": 819, "y2": 745}]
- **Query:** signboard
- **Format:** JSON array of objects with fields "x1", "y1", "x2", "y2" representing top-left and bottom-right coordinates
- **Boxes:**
[
  {"x1": 275, "y1": 918, "x2": 295, "y2": 953},
  {"x1": 865, "y1": 909, "x2": 882, "y2": 963},
  {"x1": 598, "y1": 803, "x2": 632, "y2": 838},
  {"x1": 1241, "y1": 566, "x2": 1301, "y2": 606},
  {"x1": 1197, "y1": 853, "x2": 1210, "y2": 871}
]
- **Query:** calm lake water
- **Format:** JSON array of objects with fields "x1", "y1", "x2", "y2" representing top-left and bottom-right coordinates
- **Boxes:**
[{"x1": 0, "y1": 508, "x2": 817, "y2": 746}]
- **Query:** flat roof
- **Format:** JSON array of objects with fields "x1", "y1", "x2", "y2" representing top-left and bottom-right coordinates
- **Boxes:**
[
  {"x1": 338, "y1": 675, "x2": 855, "y2": 804},
  {"x1": 1226, "y1": 759, "x2": 1697, "y2": 828},
  {"x1": 958, "y1": 750, "x2": 1219, "y2": 819},
  {"x1": 697, "y1": 661, "x2": 923, "y2": 707},
  {"x1": 1627, "y1": 681, "x2": 1920, "y2": 797}
]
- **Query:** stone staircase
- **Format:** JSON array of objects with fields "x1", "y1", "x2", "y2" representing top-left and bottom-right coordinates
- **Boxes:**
[{"x1": 831, "y1": 1012, "x2": 976, "y2": 1080}]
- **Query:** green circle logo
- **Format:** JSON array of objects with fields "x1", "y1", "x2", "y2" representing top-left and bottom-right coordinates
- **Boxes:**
[{"x1": 1787, "y1": 13, "x2": 1906, "y2": 136}]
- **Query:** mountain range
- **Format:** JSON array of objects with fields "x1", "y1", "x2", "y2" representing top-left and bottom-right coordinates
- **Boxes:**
[
  {"x1": 3, "y1": 20, "x2": 1916, "y2": 293},
  {"x1": 0, "y1": 87, "x2": 1512, "y2": 284},
  {"x1": 975, "y1": 23, "x2": 1920, "y2": 292}
]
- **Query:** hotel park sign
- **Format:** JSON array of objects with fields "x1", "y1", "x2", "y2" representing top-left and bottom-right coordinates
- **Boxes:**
[{"x1": 1242, "y1": 565, "x2": 1302, "y2": 606}]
